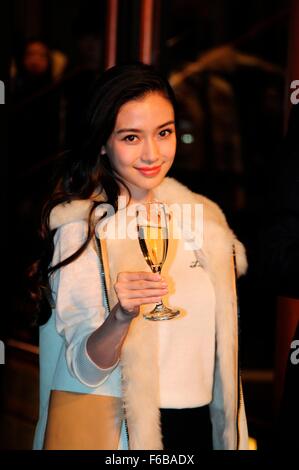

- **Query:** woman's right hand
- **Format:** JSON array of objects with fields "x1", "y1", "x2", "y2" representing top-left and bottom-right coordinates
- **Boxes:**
[{"x1": 114, "y1": 271, "x2": 168, "y2": 318}]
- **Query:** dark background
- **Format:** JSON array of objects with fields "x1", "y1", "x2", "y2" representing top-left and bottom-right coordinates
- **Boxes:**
[{"x1": 1, "y1": 0, "x2": 295, "y2": 451}]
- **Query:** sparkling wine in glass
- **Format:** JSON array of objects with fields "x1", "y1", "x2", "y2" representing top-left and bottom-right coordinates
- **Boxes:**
[{"x1": 136, "y1": 202, "x2": 180, "y2": 321}]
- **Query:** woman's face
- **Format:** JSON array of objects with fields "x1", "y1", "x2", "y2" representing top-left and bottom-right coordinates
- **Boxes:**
[{"x1": 104, "y1": 91, "x2": 176, "y2": 200}]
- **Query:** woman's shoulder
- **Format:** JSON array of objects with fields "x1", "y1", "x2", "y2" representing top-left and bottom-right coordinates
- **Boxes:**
[
  {"x1": 156, "y1": 177, "x2": 229, "y2": 229},
  {"x1": 49, "y1": 188, "x2": 107, "y2": 230},
  {"x1": 50, "y1": 199, "x2": 92, "y2": 230}
]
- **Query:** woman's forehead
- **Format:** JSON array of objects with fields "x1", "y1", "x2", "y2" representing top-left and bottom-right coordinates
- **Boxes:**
[{"x1": 115, "y1": 92, "x2": 174, "y2": 129}]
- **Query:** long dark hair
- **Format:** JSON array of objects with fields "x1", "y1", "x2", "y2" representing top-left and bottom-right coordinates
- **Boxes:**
[{"x1": 29, "y1": 62, "x2": 177, "y2": 325}]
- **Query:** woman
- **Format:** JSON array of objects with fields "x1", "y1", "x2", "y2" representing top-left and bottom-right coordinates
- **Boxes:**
[{"x1": 32, "y1": 63, "x2": 248, "y2": 450}]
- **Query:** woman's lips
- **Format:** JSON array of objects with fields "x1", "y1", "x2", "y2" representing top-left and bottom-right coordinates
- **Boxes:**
[{"x1": 136, "y1": 165, "x2": 162, "y2": 177}]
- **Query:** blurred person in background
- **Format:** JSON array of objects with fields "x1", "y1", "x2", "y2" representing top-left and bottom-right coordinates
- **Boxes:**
[
  {"x1": 12, "y1": 38, "x2": 53, "y2": 99},
  {"x1": 9, "y1": 38, "x2": 64, "y2": 343}
]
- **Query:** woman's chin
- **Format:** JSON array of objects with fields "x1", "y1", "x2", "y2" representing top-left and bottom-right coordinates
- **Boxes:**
[{"x1": 135, "y1": 174, "x2": 166, "y2": 191}]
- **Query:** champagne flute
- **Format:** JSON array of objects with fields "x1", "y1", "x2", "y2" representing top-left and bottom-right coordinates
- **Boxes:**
[{"x1": 136, "y1": 202, "x2": 180, "y2": 321}]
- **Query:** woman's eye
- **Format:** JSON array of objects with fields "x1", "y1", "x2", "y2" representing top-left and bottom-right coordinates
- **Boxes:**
[
  {"x1": 124, "y1": 135, "x2": 137, "y2": 142},
  {"x1": 159, "y1": 129, "x2": 173, "y2": 138}
]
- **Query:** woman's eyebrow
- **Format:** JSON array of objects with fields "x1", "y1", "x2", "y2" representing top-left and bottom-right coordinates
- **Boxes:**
[
  {"x1": 156, "y1": 120, "x2": 175, "y2": 129},
  {"x1": 115, "y1": 120, "x2": 175, "y2": 135}
]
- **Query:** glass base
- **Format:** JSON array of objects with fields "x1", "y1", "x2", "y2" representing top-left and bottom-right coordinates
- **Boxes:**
[{"x1": 143, "y1": 303, "x2": 180, "y2": 321}]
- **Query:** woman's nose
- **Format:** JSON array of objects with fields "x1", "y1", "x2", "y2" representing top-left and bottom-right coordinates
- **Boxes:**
[{"x1": 141, "y1": 138, "x2": 160, "y2": 163}]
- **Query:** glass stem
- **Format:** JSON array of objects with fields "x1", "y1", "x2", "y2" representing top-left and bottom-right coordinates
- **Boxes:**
[
  {"x1": 155, "y1": 300, "x2": 164, "y2": 310},
  {"x1": 152, "y1": 265, "x2": 164, "y2": 309}
]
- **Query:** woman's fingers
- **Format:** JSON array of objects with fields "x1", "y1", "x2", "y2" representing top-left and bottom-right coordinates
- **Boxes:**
[
  {"x1": 130, "y1": 297, "x2": 163, "y2": 306},
  {"x1": 117, "y1": 272, "x2": 161, "y2": 282},
  {"x1": 125, "y1": 287, "x2": 167, "y2": 298},
  {"x1": 114, "y1": 271, "x2": 168, "y2": 312},
  {"x1": 115, "y1": 272, "x2": 168, "y2": 294},
  {"x1": 119, "y1": 297, "x2": 162, "y2": 312},
  {"x1": 126, "y1": 280, "x2": 168, "y2": 290}
]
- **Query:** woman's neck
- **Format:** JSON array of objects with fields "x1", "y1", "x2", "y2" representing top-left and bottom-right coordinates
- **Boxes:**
[{"x1": 119, "y1": 183, "x2": 155, "y2": 206}]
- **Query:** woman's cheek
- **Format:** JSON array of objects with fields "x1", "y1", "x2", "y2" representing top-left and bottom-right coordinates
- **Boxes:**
[
  {"x1": 165, "y1": 144, "x2": 176, "y2": 163},
  {"x1": 117, "y1": 144, "x2": 140, "y2": 166}
]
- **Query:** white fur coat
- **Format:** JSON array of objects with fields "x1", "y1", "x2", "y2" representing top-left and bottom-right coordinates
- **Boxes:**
[{"x1": 50, "y1": 177, "x2": 249, "y2": 450}]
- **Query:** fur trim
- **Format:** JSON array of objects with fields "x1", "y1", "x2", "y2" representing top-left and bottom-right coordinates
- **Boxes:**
[
  {"x1": 50, "y1": 193, "x2": 105, "y2": 230},
  {"x1": 121, "y1": 316, "x2": 162, "y2": 449},
  {"x1": 50, "y1": 177, "x2": 228, "y2": 230},
  {"x1": 203, "y1": 221, "x2": 238, "y2": 448},
  {"x1": 233, "y1": 239, "x2": 248, "y2": 277}
]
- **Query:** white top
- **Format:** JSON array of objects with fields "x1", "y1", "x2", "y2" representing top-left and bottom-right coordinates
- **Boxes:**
[{"x1": 157, "y1": 246, "x2": 216, "y2": 408}]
